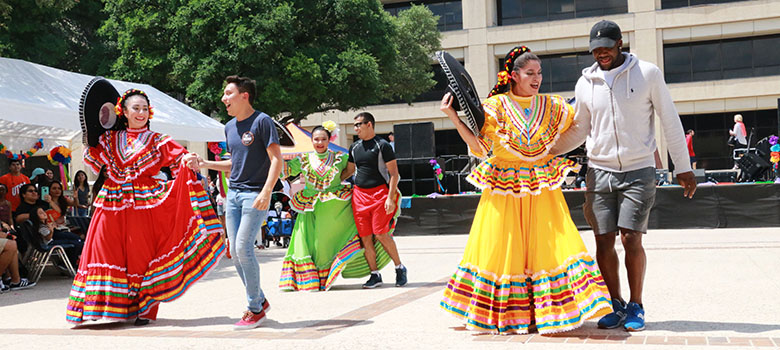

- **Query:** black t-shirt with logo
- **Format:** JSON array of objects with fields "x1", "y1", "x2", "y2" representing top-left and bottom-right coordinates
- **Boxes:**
[
  {"x1": 349, "y1": 136, "x2": 396, "y2": 189},
  {"x1": 224, "y1": 111, "x2": 280, "y2": 191}
]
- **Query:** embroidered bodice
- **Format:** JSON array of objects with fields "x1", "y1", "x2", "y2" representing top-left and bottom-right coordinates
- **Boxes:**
[
  {"x1": 282, "y1": 150, "x2": 352, "y2": 212},
  {"x1": 84, "y1": 127, "x2": 186, "y2": 210},
  {"x1": 467, "y1": 93, "x2": 579, "y2": 197}
]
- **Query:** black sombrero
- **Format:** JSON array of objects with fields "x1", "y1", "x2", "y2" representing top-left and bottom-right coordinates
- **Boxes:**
[
  {"x1": 273, "y1": 119, "x2": 295, "y2": 147},
  {"x1": 79, "y1": 77, "x2": 121, "y2": 147},
  {"x1": 436, "y1": 51, "x2": 484, "y2": 136}
]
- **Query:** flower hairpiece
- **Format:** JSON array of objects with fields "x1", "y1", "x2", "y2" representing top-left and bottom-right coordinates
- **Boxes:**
[
  {"x1": 114, "y1": 89, "x2": 154, "y2": 119},
  {"x1": 322, "y1": 120, "x2": 337, "y2": 133}
]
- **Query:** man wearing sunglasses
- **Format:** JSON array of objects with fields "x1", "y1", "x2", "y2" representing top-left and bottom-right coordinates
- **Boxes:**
[
  {"x1": 13, "y1": 184, "x2": 49, "y2": 225},
  {"x1": 348, "y1": 112, "x2": 407, "y2": 289}
]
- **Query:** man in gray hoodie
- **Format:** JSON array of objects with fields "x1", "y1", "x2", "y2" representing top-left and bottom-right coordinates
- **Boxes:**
[{"x1": 552, "y1": 20, "x2": 697, "y2": 332}]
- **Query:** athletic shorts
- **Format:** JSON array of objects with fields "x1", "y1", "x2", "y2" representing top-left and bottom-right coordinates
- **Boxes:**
[
  {"x1": 584, "y1": 167, "x2": 656, "y2": 235},
  {"x1": 352, "y1": 185, "x2": 396, "y2": 237}
]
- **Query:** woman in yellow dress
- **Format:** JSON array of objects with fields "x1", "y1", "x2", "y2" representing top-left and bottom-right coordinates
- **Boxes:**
[{"x1": 439, "y1": 46, "x2": 611, "y2": 334}]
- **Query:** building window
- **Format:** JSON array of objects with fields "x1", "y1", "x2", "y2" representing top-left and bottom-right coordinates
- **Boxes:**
[
  {"x1": 679, "y1": 109, "x2": 778, "y2": 170},
  {"x1": 661, "y1": 0, "x2": 750, "y2": 10},
  {"x1": 497, "y1": 0, "x2": 628, "y2": 26},
  {"x1": 385, "y1": 0, "x2": 463, "y2": 31},
  {"x1": 664, "y1": 34, "x2": 780, "y2": 83}
]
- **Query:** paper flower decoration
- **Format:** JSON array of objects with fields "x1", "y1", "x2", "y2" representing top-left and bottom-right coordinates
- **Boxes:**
[{"x1": 48, "y1": 146, "x2": 72, "y2": 165}]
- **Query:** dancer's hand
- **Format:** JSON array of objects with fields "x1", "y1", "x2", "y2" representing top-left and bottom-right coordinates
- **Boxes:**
[
  {"x1": 676, "y1": 171, "x2": 697, "y2": 198},
  {"x1": 384, "y1": 196, "x2": 396, "y2": 215},
  {"x1": 440, "y1": 92, "x2": 459, "y2": 123},
  {"x1": 253, "y1": 190, "x2": 271, "y2": 211},
  {"x1": 182, "y1": 153, "x2": 201, "y2": 170}
]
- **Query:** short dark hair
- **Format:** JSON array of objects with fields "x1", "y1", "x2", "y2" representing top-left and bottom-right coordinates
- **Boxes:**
[
  {"x1": 225, "y1": 75, "x2": 257, "y2": 104},
  {"x1": 686, "y1": 129, "x2": 694, "y2": 134},
  {"x1": 19, "y1": 183, "x2": 36, "y2": 199},
  {"x1": 311, "y1": 126, "x2": 331, "y2": 139},
  {"x1": 354, "y1": 112, "x2": 375, "y2": 128},
  {"x1": 388, "y1": 132, "x2": 394, "y2": 136},
  {"x1": 8, "y1": 159, "x2": 21, "y2": 166}
]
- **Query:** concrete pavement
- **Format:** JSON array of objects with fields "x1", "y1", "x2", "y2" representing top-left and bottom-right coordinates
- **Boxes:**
[{"x1": 2, "y1": 228, "x2": 780, "y2": 349}]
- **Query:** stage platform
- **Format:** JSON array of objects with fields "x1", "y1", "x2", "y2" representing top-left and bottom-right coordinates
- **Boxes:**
[{"x1": 395, "y1": 182, "x2": 780, "y2": 235}]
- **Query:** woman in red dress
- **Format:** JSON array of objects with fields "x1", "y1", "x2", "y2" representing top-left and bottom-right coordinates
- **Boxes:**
[{"x1": 66, "y1": 89, "x2": 225, "y2": 326}]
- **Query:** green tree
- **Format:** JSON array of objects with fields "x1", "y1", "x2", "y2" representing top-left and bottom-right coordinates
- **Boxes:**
[
  {"x1": 0, "y1": 0, "x2": 111, "y2": 75},
  {"x1": 101, "y1": 0, "x2": 441, "y2": 123}
]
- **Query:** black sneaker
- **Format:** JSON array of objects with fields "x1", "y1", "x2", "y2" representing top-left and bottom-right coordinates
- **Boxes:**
[
  {"x1": 395, "y1": 266, "x2": 408, "y2": 287},
  {"x1": 9, "y1": 278, "x2": 35, "y2": 291},
  {"x1": 362, "y1": 273, "x2": 383, "y2": 289}
]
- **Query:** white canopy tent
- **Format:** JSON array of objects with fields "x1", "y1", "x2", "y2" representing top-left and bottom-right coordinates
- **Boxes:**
[{"x1": 0, "y1": 57, "x2": 225, "y2": 152}]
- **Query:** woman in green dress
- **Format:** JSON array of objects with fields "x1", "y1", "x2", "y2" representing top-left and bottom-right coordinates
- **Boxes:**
[{"x1": 279, "y1": 125, "x2": 393, "y2": 291}]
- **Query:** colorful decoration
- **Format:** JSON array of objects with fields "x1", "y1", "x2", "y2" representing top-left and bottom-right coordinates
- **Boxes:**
[
  {"x1": 322, "y1": 120, "x2": 340, "y2": 143},
  {"x1": 497, "y1": 70, "x2": 510, "y2": 85},
  {"x1": 429, "y1": 159, "x2": 444, "y2": 193},
  {"x1": 769, "y1": 136, "x2": 780, "y2": 177},
  {"x1": 48, "y1": 145, "x2": 73, "y2": 190},
  {"x1": 207, "y1": 141, "x2": 230, "y2": 197},
  {"x1": 0, "y1": 139, "x2": 44, "y2": 160}
]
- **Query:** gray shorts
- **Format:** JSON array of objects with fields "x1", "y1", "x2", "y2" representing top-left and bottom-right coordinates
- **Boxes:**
[{"x1": 584, "y1": 167, "x2": 656, "y2": 235}]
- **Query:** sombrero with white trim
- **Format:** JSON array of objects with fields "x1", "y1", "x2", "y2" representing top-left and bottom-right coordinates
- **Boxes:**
[
  {"x1": 79, "y1": 77, "x2": 121, "y2": 147},
  {"x1": 436, "y1": 51, "x2": 484, "y2": 136}
]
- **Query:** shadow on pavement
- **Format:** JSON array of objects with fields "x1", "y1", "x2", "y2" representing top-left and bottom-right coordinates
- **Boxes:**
[{"x1": 651, "y1": 320, "x2": 780, "y2": 333}]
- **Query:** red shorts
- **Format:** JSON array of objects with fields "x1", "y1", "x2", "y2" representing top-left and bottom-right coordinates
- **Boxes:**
[{"x1": 352, "y1": 185, "x2": 397, "y2": 237}]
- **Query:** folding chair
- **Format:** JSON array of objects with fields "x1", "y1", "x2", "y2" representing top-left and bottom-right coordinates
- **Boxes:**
[{"x1": 17, "y1": 221, "x2": 76, "y2": 284}]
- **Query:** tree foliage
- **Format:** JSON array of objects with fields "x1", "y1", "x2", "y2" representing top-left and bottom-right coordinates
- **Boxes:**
[
  {"x1": 0, "y1": 0, "x2": 112, "y2": 75},
  {"x1": 101, "y1": 0, "x2": 441, "y2": 123},
  {"x1": 2, "y1": 0, "x2": 441, "y2": 124}
]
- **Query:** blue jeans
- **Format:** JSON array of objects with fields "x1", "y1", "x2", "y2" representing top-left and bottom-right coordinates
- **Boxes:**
[{"x1": 225, "y1": 189, "x2": 268, "y2": 313}]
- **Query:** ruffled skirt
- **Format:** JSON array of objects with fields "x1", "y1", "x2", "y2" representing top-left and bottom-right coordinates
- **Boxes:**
[
  {"x1": 66, "y1": 165, "x2": 225, "y2": 324},
  {"x1": 440, "y1": 185, "x2": 611, "y2": 334}
]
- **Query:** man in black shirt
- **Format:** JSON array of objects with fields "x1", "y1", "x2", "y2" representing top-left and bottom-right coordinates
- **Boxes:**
[{"x1": 348, "y1": 112, "x2": 407, "y2": 288}]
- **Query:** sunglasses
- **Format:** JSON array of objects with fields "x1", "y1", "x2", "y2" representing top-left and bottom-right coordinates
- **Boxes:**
[
  {"x1": 26, "y1": 189, "x2": 38, "y2": 193},
  {"x1": 353, "y1": 121, "x2": 368, "y2": 128}
]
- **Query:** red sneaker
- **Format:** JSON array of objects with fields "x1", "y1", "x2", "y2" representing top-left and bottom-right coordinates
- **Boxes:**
[{"x1": 233, "y1": 310, "x2": 266, "y2": 330}]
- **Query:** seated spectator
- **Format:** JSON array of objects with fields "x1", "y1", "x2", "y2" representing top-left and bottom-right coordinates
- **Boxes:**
[
  {"x1": 0, "y1": 184, "x2": 13, "y2": 226},
  {"x1": 30, "y1": 206, "x2": 82, "y2": 269},
  {"x1": 0, "y1": 221, "x2": 34, "y2": 291},
  {"x1": 14, "y1": 183, "x2": 50, "y2": 224},
  {"x1": 45, "y1": 181, "x2": 77, "y2": 229},
  {"x1": 30, "y1": 168, "x2": 51, "y2": 191}
]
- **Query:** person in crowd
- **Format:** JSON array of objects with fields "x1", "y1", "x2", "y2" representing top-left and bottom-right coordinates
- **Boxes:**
[
  {"x1": 72, "y1": 170, "x2": 90, "y2": 217},
  {"x1": 14, "y1": 183, "x2": 49, "y2": 225},
  {"x1": 30, "y1": 168, "x2": 52, "y2": 191},
  {"x1": 348, "y1": 112, "x2": 406, "y2": 289},
  {"x1": 279, "y1": 124, "x2": 391, "y2": 292},
  {"x1": 0, "y1": 221, "x2": 34, "y2": 291},
  {"x1": 45, "y1": 169, "x2": 56, "y2": 183},
  {"x1": 29, "y1": 206, "x2": 81, "y2": 269},
  {"x1": 43, "y1": 180, "x2": 84, "y2": 259},
  {"x1": 551, "y1": 20, "x2": 696, "y2": 332},
  {"x1": 686, "y1": 130, "x2": 696, "y2": 169},
  {"x1": 730, "y1": 114, "x2": 748, "y2": 149},
  {"x1": 388, "y1": 132, "x2": 395, "y2": 151},
  {"x1": 187, "y1": 75, "x2": 282, "y2": 330},
  {"x1": 66, "y1": 88, "x2": 224, "y2": 326},
  {"x1": 0, "y1": 184, "x2": 13, "y2": 226},
  {"x1": 0, "y1": 159, "x2": 30, "y2": 212},
  {"x1": 439, "y1": 45, "x2": 611, "y2": 335}
]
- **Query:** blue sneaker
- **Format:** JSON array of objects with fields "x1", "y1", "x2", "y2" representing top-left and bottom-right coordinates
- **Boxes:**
[
  {"x1": 624, "y1": 302, "x2": 645, "y2": 331},
  {"x1": 597, "y1": 298, "x2": 627, "y2": 329}
]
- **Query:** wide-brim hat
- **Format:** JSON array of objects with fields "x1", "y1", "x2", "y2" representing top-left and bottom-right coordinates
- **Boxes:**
[
  {"x1": 436, "y1": 51, "x2": 484, "y2": 136},
  {"x1": 79, "y1": 77, "x2": 121, "y2": 147},
  {"x1": 273, "y1": 119, "x2": 295, "y2": 147}
]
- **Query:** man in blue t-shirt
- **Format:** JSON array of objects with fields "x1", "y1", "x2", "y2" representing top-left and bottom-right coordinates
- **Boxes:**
[
  {"x1": 348, "y1": 112, "x2": 407, "y2": 289},
  {"x1": 185, "y1": 75, "x2": 282, "y2": 330}
]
